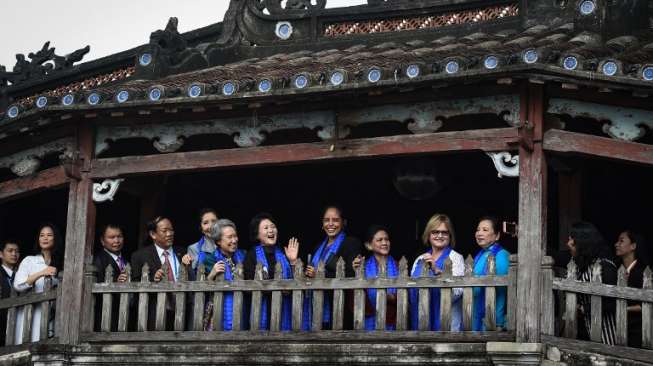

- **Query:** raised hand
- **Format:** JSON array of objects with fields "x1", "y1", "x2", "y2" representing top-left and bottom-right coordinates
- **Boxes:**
[
  {"x1": 352, "y1": 255, "x2": 363, "y2": 270},
  {"x1": 284, "y1": 237, "x2": 300, "y2": 265},
  {"x1": 117, "y1": 271, "x2": 128, "y2": 283},
  {"x1": 181, "y1": 254, "x2": 193, "y2": 266},
  {"x1": 153, "y1": 268, "x2": 164, "y2": 282},
  {"x1": 305, "y1": 265, "x2": 315, "y2": 278},
  {"x1": 42, "y1": 266, "x2": 57, "y2": 277}
]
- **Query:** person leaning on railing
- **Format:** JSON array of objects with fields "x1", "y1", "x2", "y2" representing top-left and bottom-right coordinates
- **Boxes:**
[
  {"x1": 202, "y1": 219, "x2": 246, "y2": 331},
  {"x1": 181, "y1": 208, "x2": 219, "y2": 280},
  {"x1": 409, "y1": 213, "x2": 464, "y2": 331},
  {"x1": 567, "y1": 221, "x2": 617, "y2": 345},
  {"x1": 472, "y1": 216, "x2": 510, "y2": 331},
  {"x1": 13, "y1": 223, "x2": 62, "y2": 344},
  {"x1": 614, "y1": 229, "x2": 648, "y2": 348},
  {"x1": 352, "y1": 224, "x2": 398, "y2": 331},
  {"x1": 303, "y1": 205, "x2": 362, "y2": 330},
  {"x1": 243, "y1": 212, "x2": 299, "y2": 331}
]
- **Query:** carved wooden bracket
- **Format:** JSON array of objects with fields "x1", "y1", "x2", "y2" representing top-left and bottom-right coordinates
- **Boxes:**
[
  {"x1": 0, "y1": 138, "x2": 74, "y2": 177},
  {"x1": 93, "y1": 179, "x2": 124, "y2": 203},
  {"x1": 487, "y1": 152, "x2": 519, "y2": 178}
]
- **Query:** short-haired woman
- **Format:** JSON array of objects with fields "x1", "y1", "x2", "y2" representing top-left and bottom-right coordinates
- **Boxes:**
[{"x1": 614, "y1": 230, "x2": 647, "y2": 348}]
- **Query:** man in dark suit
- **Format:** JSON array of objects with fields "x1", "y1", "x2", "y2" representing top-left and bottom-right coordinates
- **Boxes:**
[
  {"x1": 93, "y1": 224, "x2": 128, "y2": 331},
  {"x1": 0, "y1": 239, "x2": 20, "y2": 345},
  {"x1": 94, "y1": 224, "x2": 129, "y2": 283},
  {"x1": 131, "y1": 216, "x2": 185, "y2": 330}
]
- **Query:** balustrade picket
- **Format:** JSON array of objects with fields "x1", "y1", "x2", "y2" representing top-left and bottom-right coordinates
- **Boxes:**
[
  {"x1": 211, "y1": 271, "x2": 224, "y2": 331},
  {"x1": 439, "y1": 258, "x2": 452, "y2": 331},
  {"x1": 353, "y1": 258, "x2": 366, "y2": 330},
  {"x1": 463, "y1": 255, "x2": 474, "y2": 331},
  {"x1": 418, "y1": 260, "x2": 430, "y2": 331},
  {"x1": 291, "y1": 259, "x2": 304, "y2": 331},
  {"x1": 117, "y1": 264, "x2": 131, "y2": 332},
  {"x1": 231, "y1": 264, "x2": 244, "y2": 331},
  {"x1": 643, "y1": 267, "x2": 652, "y2": 349},
  {"x1": 375, "y1": 259, "x2": 387, "y2": 331},
  {"x1": 589, "y1": 261, "x2": 603, "y2": 343},
  {"x1": 174, "y1": 264, "x2": 188, "y2": 331},
  {"x1": 312, "y1": 261, "x2": 325, "y2": 331},
  {"x1": 100, "y1": 266, "x2": 114, "y2": 332},
  {"x1": 5, "y1": 289, "x2": 17, "y2": 346},
  {"x1": 395, "y1": 257, "x2": 408, "y2": 331},
  {"x1": 615, "y1": 265, "x2": 628, "y2": 346},
  {"x1": 484, "y1": 255, "x2": 496, "y2": 331},
  {"x1": 563, "y1": 260, "x2": 578, "y2": 339},
  {"x1": 250, "y1": 262, "x2": 264, "y2": 331},
  {"x1": 192, "y1": 264, "x2": 205, "y2": 331},
  {"x1": 269, "y1": 262, "x2": 282, "y2": 332},
  {"x1": 137, "y1": 263, "x2": 150, "y2": 332},
  {"x1": 331, "y1": 258, "x2": 346, "y2": 331}
]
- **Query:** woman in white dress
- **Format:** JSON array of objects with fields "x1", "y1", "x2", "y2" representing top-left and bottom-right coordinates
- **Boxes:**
[{"x1": 13, "y1": 223, "x2": 61, "y2": 344}]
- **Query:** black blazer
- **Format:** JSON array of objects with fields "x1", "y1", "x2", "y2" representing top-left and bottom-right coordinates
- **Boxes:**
[
  {"x1": 94, "y1": 249, "x2": 124, "y2": 283},
  {"x1": 131, "y1": 244, "x2": 185, "y2": 282},
  {"x1": 310, "y1": 236, "x2": 363, "y2": 278},
  {"x1": 0, "y1": 266, "x2": 14, "y2": 299}
]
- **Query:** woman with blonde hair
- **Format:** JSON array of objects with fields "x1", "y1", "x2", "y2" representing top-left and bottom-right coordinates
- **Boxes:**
[{"x1": 409, "y1": 214, "x2": 464, "y2": 331}]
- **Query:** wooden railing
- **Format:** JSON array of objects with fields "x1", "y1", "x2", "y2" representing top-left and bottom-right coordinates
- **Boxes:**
[
  {"x1": 0, "y1": 277, "x2": 60, "y2": 347},
  {"x1": 87, "y1": 254, "x2": 516, "y2": 341},
  {"x1": 543, "y1": 256, "x2": 653, "y2": 355}
]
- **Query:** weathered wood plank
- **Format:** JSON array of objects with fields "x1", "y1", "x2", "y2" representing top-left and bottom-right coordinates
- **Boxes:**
[
  {"x1": 563, "y1": 260, "x2": 578, "y2": 339},
  {"x1": 463, "y1": 256, "x2": 474, "y2": 331},
  {"x1": 211, "y1": 272, "x2": 224, "y2": 332},
  {"x1": 418, "y1": 260, "x2": 430, "y2": 331},
  {"x1": 642, "y1": 267, "x2": 652, "y2": 349},
  {"x1": 590, "y1": 262, "x2": 603, "y2": 343},
  {"x1": 439, "y1": 258, "x2": 452, "y2": 331},
  {"x1": 312, "y1": 261, "x2": 325, "y2": 331},
  {"x1": 137, "y1": 263, "x2": 150, "y2": 332},
  {"x1": 269, "y1": 262, "x2": 282, "y2": 332},
  {"x1": 353, "y1": 259, "x2": 366, "y2": 331},
  {"x1": 22, "y1": 304, "x2": 33, "y2": 344},
  {"x1": 250, "y1": 263, "x2": 264, "y2": 332},
  {"x1": 395, "y1": 257, "x2": 408, "y2": 331},
  {"x1": 231, "y1": 264, "x2": 243, "y2": 331},
  {"x1": 117, "y1": 264, "x2": 131, "y2": 332},
  {"x1": 484, "y1": 256, "x2": 496, "y2": 331},
  {"x1": 90, "y1": 128, "x2": 519, "y2": 178},
  {"x1": 541, "y1": 256, "x2": 554, "y2": 336},
  {"x1": 331, "y1": 258, "x2": 345, "y2": 331},
  {"x1": 5, "y1": 290, "x2": 17, "y2": 346},
  {"x1": 543, "y1": 129, "x2": 653, "y2": 166},
  {"x1": 0, "y1": 291, "x2": 58, "y2": 309},
  {"x1": 0, "y1": 166, "x2": 68, "y2": 203},
  {"x1": 174, "y1": 264, "x2": 187, "y2": 331},
  {"x1": 507, "y1": 254, "x2": 517, "y2": 331},
  {"x1": 551, "y1": 280, "x2": 653, "y2": 304},
  {"x1": 542, "y1": 335, "x2": 653, "y2": 365},
  {"x1": 291, "y1": 259, "x2": 304, "y2": 331},
  {"x1": 375, "y1": 259, "x2": 387, "y2": 331},
  {"x1": 192, "y1": 264, "x2": 206, "y2": 331},
  {"x1": 100, "y1": 266, "x2": 114, "y2": 332},
  {"x1": 615, "y1": 265, "x2": 628, "y2": 346}
]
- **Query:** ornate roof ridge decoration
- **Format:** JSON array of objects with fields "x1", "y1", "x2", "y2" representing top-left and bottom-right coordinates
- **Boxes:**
[{"x1": 0, "y1": 42, "x2": 90, "y2": 88}]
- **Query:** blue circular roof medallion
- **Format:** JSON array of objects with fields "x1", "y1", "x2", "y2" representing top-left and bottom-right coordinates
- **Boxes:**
[
  {"x1": 602, "y1": 61, "x2": 618, "y2": 76},
  {"x1": 87, "y1": 93, "x2": 101, "y2": 105},
  {"x1": 330, "y1": 71, "x2": 345, "y2": 86},
  {"x1": 642, "y1": 66, "x2": 653, "y2": 81},
  {"x1": 7, "y1": 106, "x2": 19, "y2": 119},
  {"x1": 222, "y1": 82, "x2": 236, "y2": 96},
  {"x1": 563, "y1": 56, "x2": 578, "y2": 70},
  {"x1": 149, "y1": 88, "x2": 162, "y2": 101},
  {"x1": 580, "y1": 1, "x2": 596, "y2": 15},
  {"x1": 445, "y1": 60, "x2": 459, "y2": 74},
  {"x1": 524, "y1": 49, "x2": 538, "y2": 64},
  {"x1": 188, "y1": 84, "x2": 202, "y2": 98},
  {"x1": 62, "y1": 94, "x2": 75, "y2": 106},
  {"x1": 367, "y1": 68, "x2": 382, "y2": 83},
  {"x1": 294, "y1": 75, "x2": 309, "y2": 89},
  {"x1": 139, "y1": 53, "x2": 153, "y2": 66},
  {"x1": 406, "y1": 64, "x2": 420, "y2": 78},
  {"x1": 116, "y1": 90, "x2": 129, "y2": 103},
  {"x1": 258, "y1": 79, "x2": 272, "y2": 93},
  {"x1": 275, "y1": 22, "x2": 293, "y2": 40},
  {"x1": 484, "y1": 55, "x2": 499, "y2": 70},
  {"x1": 36, "y1": 96, "x2": 48, "y2": 108}
]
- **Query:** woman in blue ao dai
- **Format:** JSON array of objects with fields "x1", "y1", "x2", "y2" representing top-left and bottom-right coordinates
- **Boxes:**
[
  {"x1": 409, "y1": 214, "x2": 464, "y2": 331},
  {"x1": 203, "y1": 219, "x2": 246, "y2": 331},
  {"x1": 472, "y1": 216, "x2": 510, "y2": 331},
  {"x1": 181, "y1": 208, "x2": 218, "y2": 279},
  {"x1": 352, "y1": 225, "x2": 398, "y2": 330},
  {"x1": 243, "y1": 213, "x2": 299, "y2": 331}
]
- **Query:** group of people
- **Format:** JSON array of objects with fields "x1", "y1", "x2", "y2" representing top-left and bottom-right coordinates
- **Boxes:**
[
  {"x1": 88, "y1": 206, "x2": 511, "y2": 333},
  {"x1": 0, "y1": 208, "x2": 647, "y2": 347}
]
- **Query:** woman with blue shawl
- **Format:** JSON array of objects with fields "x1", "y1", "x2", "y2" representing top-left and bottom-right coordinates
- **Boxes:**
[
  {"x1": 202, "y1": 219, "x2": 246, "y2": 331},
  {"x1": 472, "y1": 216, "x2": 510, "y2": 331},
  {"x1": 409, "y1": 214, "x2": 464, "y2": 331},
  {"x1": 181, "y1": 208, "x2": 218, "y2": 280},
  {"x1": 243, "y1": 212, "x2": 299, "y2": 331},
  {"x1": 352, "y1": 225, "x2": 398, "y2": 330},
  {"x1": 303, "y1": 205, "x2": 362, "y2": 330}
]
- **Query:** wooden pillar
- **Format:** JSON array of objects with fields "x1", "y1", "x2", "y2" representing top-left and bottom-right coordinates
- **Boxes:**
[
  {"x1": 516, "y1": 83, "x2": 547, "y2": 343},
  {"x1": 58, "y1": 123, "x2": 96, "y2": 344}
]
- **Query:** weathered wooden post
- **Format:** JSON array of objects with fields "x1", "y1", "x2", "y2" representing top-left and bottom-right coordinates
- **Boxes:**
[
  {"x1": 463, "y1": 255, "x2": 474, "y2": 331},
  {"x1": 540, "y1": 256, "x2": 554, "y2": 336},
  {"x1": 331, "y1": 258, "x2": 346, "y2": 331},
  {"x1": 395, "y1": 257, "x2": 408, "y2": 331}
]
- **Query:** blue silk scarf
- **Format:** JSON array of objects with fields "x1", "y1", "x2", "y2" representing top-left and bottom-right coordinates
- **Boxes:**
[
  {"x1": 302, "y1": 233, "x2": 346, "y2": 330},
  {"x1": 196, "y1": 237, "x2": 217, "y2": 277},
  {"x1": 213, "y1": 249, "x2": 245, "y2": 331},
  {"x1": 472, "y1": 242, "x2": 503, "y2": 331},
  {"x1": 364, "y1": 255, "x2": 398, "y2": 330},
  {"x1": 255, "y1": 245, "x2": 293, "y2": 330},
  {"x1": 409, "y1": 246, "x2": 452, "y2": 331}
]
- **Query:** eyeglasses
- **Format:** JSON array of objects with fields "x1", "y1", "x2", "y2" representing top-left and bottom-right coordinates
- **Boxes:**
[{"x1": 430, "y1": 230, "x2": 450, "y2": 237}]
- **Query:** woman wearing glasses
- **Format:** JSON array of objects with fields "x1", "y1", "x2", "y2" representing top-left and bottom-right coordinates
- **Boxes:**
[{"x1": 409, "y1": 213, "x2": 464, "y2": 331}]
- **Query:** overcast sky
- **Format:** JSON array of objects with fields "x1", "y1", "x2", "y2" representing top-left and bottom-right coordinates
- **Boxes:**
[{"x1": 0, "y1": 0, "x2": 366, "y2": 69}]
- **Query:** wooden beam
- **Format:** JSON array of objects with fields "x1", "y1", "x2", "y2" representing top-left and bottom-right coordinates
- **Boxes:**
[
  {"x1": 516, "y1": 83, "x2": 547, "y2": 343},
  {"x1": 543, "y1": 129, "x2": 653, "y2": 166},
  {"x1": 0, "y1": 166, "x2": 69, "y2": 203},
  {"x1": 90, "y1": 127, "x2": 519, "y2": 178},
  {"x1": 542, "y1": 335, "x2": 653, "y2": 365}
]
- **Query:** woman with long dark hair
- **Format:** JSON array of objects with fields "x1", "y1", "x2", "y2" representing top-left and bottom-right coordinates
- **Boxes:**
[
  {"x1": 14, "y1": 223, "x2": 63, "y2": 344},
  {"x1": 568, "y1": 221, "x2": 617, "y2": 345}
]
